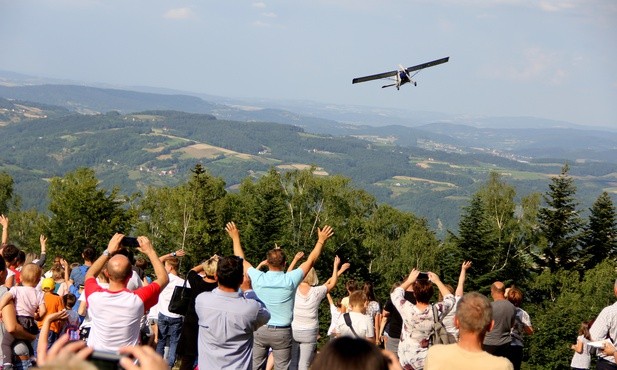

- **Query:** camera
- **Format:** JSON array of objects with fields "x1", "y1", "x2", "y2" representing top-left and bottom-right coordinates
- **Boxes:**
[
  {"x1": 88, "y1": 351, "x2": 126, "y2": 370},
  {"x1": 417, "y1": 272, "x2": 429, "y2": 280},
  {"x1": 120, "y1": 236, "x2": 139, "y2": 248}
]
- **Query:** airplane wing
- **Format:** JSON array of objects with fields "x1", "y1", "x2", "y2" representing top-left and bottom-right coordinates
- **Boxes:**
[
  {"x1": 352, "y1": 70, "x2": 398, "y2": 84},
  {"x1": 405, "y1": 57, "x2": 449, "y2": 74},
  {"x1": 352, "y1": 57, "x2": 449, "y2": 84}
]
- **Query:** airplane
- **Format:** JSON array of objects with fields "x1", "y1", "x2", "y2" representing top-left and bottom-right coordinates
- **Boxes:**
[{"x1": 352, "y1": 57, "x2": 449, "y2": 90}]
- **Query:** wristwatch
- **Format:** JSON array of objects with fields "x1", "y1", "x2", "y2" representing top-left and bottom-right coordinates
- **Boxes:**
[
  {"x1": 171, "y1": 252, "x2": 176, "y2": 257},
  {"x1": 103, "y1": 250, "x2": 110, "y2": 257}
]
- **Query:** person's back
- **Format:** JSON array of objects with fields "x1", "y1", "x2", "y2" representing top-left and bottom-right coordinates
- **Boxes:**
[
  {"x1": 484, "y1": 299, "x2": 516, "y2": 345},
  {"x1": 336, "y1": 291, "x2": 374, "y2": 340},
  {"x1": 250, "y1": 268, "x2": 303, "y2": 325},
  {"x1": 196, "y1": 256, "x2": 270, "y2": 370},
  {"x1": 85, "y1": 234, "x2": 166, "y2": 352},
  {"x1": 426, "y1": 343, "x2": 513, "y2": 370},
  {"x1": 425, "y1": 292, "x2": 513, "y2": 370}
]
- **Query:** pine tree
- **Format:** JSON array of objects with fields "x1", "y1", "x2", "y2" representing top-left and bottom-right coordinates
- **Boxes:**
[
  {"x1": 537, "y1": 164, "x2": 584, "y2": 272},
  {"x1": 579, "y1": 192, "x2": 617, "y2": 270},
  {"x1": 451, "y1": 193, "x2": 497, "y2": 291}
]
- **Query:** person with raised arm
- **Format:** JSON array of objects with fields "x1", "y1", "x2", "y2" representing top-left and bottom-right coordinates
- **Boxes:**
[
  {"x1": 391, "y1": 269, "x2": 456, "y2": 369},
  {"x1": 84, "y1": 233, "x2": 168, "y2": 352},
  {"x1": 227, "y1": 221, "x2": 334, "y2": 370},
  {"x1": 290, "y1": 256, "x2": 350, "y2": 370},
  {"x1": 441, "y1": 261, "x2": 472, "y2": 342}
]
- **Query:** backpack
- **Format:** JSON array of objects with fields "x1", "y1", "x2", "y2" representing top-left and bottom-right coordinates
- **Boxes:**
[{"x1": 430, "y1": 304, "x2": 456, "y2": 345}]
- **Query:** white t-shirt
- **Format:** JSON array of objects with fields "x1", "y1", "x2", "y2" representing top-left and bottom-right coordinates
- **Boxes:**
[
  {"x1": 336, "y1": 311, "x2": 374, "y2": 339},
  {"x1": 85, "y1": 277, "x2": 160, "y2": 351},
  {"x1": 157, "y1": 273, "x2": 187, "y2": 319},
  {"x1": 292, "y1": 285, "x2": 327, "y2": 331},
  {"x1": 327, "y1": 304, "x2": 341, "y2": 336},
  {"x1": 127, "y1": 270, "x2": 143, "y2": 291},
  {"x1": 570, "y1": 335, "x2": 591, "y2": 369}
]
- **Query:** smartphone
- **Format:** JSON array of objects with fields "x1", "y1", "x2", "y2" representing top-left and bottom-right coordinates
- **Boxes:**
[
  {"x1": 417, "y1": 272, "x2": 429, "y2": 280},
  {"x1": 120, "y1": 236, "x2": 139, "y2": 248},
  {"x1": 88, "y1": 351, "x2": 125, "y2": 370}
]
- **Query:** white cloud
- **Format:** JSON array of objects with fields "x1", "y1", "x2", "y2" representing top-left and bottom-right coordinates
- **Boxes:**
[
  {"x1": 163, "y1": 7, "x2": 195, "y2": 20},
  {"x1": 261, "y1": 12, "x2": 277, "y2": 18},
  {"x1": 253, "y1": 2, "x2": 267, "y2": 8}
]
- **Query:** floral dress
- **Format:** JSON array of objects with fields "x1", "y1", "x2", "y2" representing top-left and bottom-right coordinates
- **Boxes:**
[{"x1": 391, "y1": 287, "x2": 455, "y2": 370}]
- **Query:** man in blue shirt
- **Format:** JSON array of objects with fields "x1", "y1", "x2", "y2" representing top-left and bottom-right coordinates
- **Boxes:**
[
  {"x1": 195, "y1": 255, "x2": 270, "y2": 370},
  {"x1": 228, "y1": 222, "x2": 334, "y2": 370}
]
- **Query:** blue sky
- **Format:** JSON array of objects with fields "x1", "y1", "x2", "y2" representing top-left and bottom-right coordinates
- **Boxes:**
[{"x1": 0, "y1": 0, "x2": 615, "y2": 127}]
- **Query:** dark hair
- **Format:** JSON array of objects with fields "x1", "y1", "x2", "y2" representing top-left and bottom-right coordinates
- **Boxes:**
[
  {"x1": 82, "y1": 246, "x2": 96, "y2": 262},
  {"x1": 17, "y1": 250, "x2": 26, "y2": 265},
  {"x1": 2, "y1": 244, "x2": 19, "y2": 265},
  {"x1": 0, "y1": 255, "x2": 6, "y2": 272},
  {"x1": 311, "y1": 337, "x2": 389, "y2": 370},
  {"x1": 216, "y1": 256, "x2": 244, "y2": 290},
  {"x1": 363, "y1": 281, "x2": 376, "y2": 302},
  {"x1": 135, "y1": 257, "x2": 148, "y2": 270},
  {"x1": 266, "y1": 249, "x2": 286, "y2": 269},
  {"x1": 63, "y1": 293, "x2": 77, "y2": 310},
  {"x1": 345, "y1": 279, "x2": 358, "y2": 293},
  {"x1": 413, "y1": 279, "x2": 434, "y2": 304}
]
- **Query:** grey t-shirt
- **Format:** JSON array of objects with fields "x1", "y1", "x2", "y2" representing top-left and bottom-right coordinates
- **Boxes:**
[{"x1": 483, "y1": 299, "x2": 516, "y2": 346}]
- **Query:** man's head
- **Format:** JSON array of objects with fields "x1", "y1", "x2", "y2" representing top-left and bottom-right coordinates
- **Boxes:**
[
  {"x1": 82, "y1": 246, "x2": 96, "y2": 263},
  {"x1": 266, "y1": 249, "x2": 286, "y2": 270},
  {"x1": 490, "y1": 281, "x2": 506, "y2": 300},
  {"x1": 164, "y1": 257, "x2": 179, "y2": 274},
  {"x1": 455, "y1": 292, "x2": 493, "y2": 336},
  {"x1": 2, "y1": 244, "x2": 19, "y2": 265},
  {"x1": 216, "y1": 256, "x2": 244, "y2": 290},
  {"x1": 106, "y1": 255, "x2": 133, "y2": 285}
]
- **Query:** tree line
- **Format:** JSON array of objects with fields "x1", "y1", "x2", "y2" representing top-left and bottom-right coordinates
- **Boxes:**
[{"x1": 0, "y1": 163, "x2": 615, "y2": 369}]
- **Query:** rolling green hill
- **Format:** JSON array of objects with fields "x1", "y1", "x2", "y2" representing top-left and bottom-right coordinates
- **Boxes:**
[{"x1": 1, "y1": 103, "x2": 616, "y2": 235}]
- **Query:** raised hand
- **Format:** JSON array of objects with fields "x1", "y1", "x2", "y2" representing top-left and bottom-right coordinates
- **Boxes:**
[
  {"x1": 427, "y1": 271, "x2": 441, "y2": 283},
  {"x1": 136, "y1": 236, "x2": 154, "y2": 255},
  {"x1": 107, "y1": 233, "x2": 125, "y2": 254},
  {"x1": 461, "y1": 261, "x2": 472, "y2": 271},
  {"x1": 0, "y1": 215, "x2": 8, "y2": 229},
  {"x1": 317, "y1": 225, "x2": 334, "y2": 243},
  {"x1": 225, "y1": 222, "x2": 240, "y2": 239},
  {"x1": 407, "y1": 268, "x2": 420, "y2": 284}
]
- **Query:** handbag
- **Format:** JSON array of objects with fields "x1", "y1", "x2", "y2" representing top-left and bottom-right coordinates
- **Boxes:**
[{"x1": 168, "y1": 275, "x2": 191, "y2": 315}]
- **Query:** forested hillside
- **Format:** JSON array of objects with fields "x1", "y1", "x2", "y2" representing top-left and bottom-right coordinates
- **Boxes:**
[{"x1": 1, "y1": 104, "x2": 617, "y2": 234}]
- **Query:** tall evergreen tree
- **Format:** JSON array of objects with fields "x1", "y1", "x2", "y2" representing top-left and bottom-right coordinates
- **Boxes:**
[
  {"x1": 537, "y1": 164, "x2": 584, "y2": 272},
  {"x1": 450, "y1": 193, "x2": 496, "y2": 291},
  {"x1": 579, "y1": 191, "x2": 617, "y2": 270}
]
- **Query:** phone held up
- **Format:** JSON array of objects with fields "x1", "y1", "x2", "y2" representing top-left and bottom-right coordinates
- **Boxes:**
[
  {"x1": 120, "y1": 236, "x2": 139, "y2": 249},
  {"x1": 417, "y1": 272, "x2": 429, "y2": 280},
  {"x1": 88, "y1": 351, "x2": 127, "y2": 370}
]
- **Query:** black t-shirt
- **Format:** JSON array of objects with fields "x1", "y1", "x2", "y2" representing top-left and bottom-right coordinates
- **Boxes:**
[{"x1": 384, "y1": 290, "x2": 416, "y2": 339}]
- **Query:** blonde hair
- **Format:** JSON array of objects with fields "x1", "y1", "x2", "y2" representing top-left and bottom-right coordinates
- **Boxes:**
[
  {"x1": 303, "y1": 268, "x2": 318, "y2": 286},
  {"x1": 20, "y1": 263, "x2": 42, "y2": 287},
  {"x1": 202, "y1": 255, "x2": 219, "y2": 277}
]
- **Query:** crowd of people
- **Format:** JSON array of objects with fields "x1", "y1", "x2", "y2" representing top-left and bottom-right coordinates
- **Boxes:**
[{"x1": 1, "y1": 214, "x2": 617, "y2": 370}]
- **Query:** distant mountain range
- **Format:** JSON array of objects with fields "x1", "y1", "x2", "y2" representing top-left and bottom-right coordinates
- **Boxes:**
[{"x1": 1, "y1": 71, "x2": 616, "y2": 234}]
